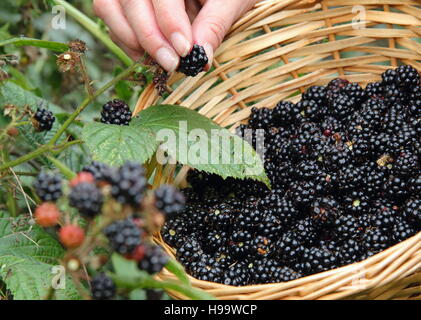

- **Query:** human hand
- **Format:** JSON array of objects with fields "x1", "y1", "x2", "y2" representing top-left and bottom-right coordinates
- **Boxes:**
[{"x1": 93, "y1": 0, "x2": 257, "y2": 72}]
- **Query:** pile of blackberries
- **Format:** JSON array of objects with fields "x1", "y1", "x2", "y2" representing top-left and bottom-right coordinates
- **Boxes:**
[{"x1": 161, "y1": 65, "x2": 421, "y2": 286}]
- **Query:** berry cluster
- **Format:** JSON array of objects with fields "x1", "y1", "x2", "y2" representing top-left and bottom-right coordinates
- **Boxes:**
[
  {"x1": 33, "y1": 161, "x2": 186, "y2": 300},
  {"x1": 162, "y1": 65, "x2": 421, "y2": 286},
  {"x1": 32, "y1": 108, "x2": 55, "y2": 132}
]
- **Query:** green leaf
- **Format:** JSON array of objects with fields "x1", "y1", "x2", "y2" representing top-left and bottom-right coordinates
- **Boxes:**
[
  {"x1": 134, "y1": 105, "x2": 270, "y2": 186},
  {"x1": 165, "y1": 259, "x2": 190, "y2": 286},
  {"x1": 0, "y1": 212, "x2": 80, "y2": 300},
  {"x1": 0, "y1": 37, "x2": 69, "y2": 52},
  {"x1": 81, "y1": 122, "x2": 159, "y2": 167},
  {"x1": 0, "y1": 81, "x2": 64, "y2": 114}
]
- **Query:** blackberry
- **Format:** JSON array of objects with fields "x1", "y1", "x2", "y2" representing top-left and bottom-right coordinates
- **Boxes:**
[
  {"x1": 90, "y1": 273, "x2": 116, "y2": 300},
  {"x1": 104, "y1": 218, "x2": 142, "y2": 255},
  {"x1": 384, "y1": 176, "x2": 410, "y2": 203},
  {"x1": 257, "y1": 213, "x2": 282, "y2": 239},
  {"x1": 338, "y1": 239, "x2": 364, "y2": 265},
  {"x1": 408, "y1": 175, "x2": 421, "y2": 195},
  {"x1": 224, "y1": 262, "x2": 251, "y2": 286},
  {"x1": 273, "y1": 100, "x2": 296, "y2": 125},
  {"x1": 82, "y1": 161, "x2": 111, "y2": 181},
  {"x1": 138, "y1": 244, "x2": 169, "y2": 274},
  {"x1": 365, "y1": 82, "x2": 384, "y2": 98},
  {"x1": 321, "y1": 116, "x2": 343, "y2": 136},
  {"x1": 206, "y1": 203, "x2": 233, "y2": 230},
  {"x1": 362, "y1": 228, "x2": 391, "y2": 253},
  {"x1": 276, "y1": 266, "x2": 302, "y2": 282},
  {"x1": 248, "y1": 107, "x2": 274, "y2": 129},
  {"x1": 382, "y1": 69, "x2": 399, "y2": 85},
  {"x1": 265, "y1": 195, "x2": 299, "y2": 227},
  {"x1": 333, "y1": 214, "x2": 361, "y2": 242},
  {"x1": 343, "y1": 191, "x2": 370, "y2": 216},
  {"x1": 202, "y1": 230, "x2": 228, "y2": 253},
  {"x1": 33, "y1": 172, "x2": 62, "y2": 202},
  {"x1": 297, "y1": 100, "x2": 323, "y2": 122},
  {"x1": 310, "y1": 197, "x2": 341, "y2": 229},
  {"x1": 100, "y1": 99, "x2": 132, "y2": 126},
  {"x1": 330, "y1": 94, "x2": 356, "y2": 119},
  {"x1": 392, "y1": 219, "x2": 416, "y2": 243},
  {"x1": 395, "y1": 65, "x2": 420, "y2": 89},
  {"x1": 191, "y1": 257, "x2": 223, "y2": 283},
  {"x1": 276, "y1": 232, "x2": 305, "y2": 266},
  {"x1": 403, "y1": 198, "x2": 421, "y2": 227},
  {"x1": 288, "y1": 181, "x2": 318, "y2": 209},
  {"x1": 33, "y1": 108, "x2": 55, "y2": 132},
  {"x1": 177, "y1": 44, "x2": 208, "y2": 77},
  {"x1": 250, "y1": 258, "x2": 280, "y2": 284},
  {"x1": 363, "y1": 164, "x2": 388, "y2": 196},
  {"x1": 301, "y1": 247, "x2": 338, "y2": 275},
  {"x1": 250, "y1": 235, "x2": 272, "y2": 258},
  {"x1": 292, "y1": 218, "x2": 317, "y2": 246},
  {"x1": 154, "y1": 184, "x2": 185, "y2": 216},
  {"x1": 294, "y1": 160, "x2": 324, "y2": 180},
  {"x1": 392, "y1": 152, "x2": 419, "y2": 177},
  {"x1": 344, "y1": 82, "x2": 365, "y2": 103},
  {"x1": 302, "y1": 85, "x2": 327, "y2": 106},
  {"x1": 161, "y1": 218, "x2": 189, "y2": 248},
  {"x1": 228, "y1": 230, "x2": 252, "y2": 258},
  {"x1": 326, "y1": 78, "x2": 349, "y2": 102},
  {"x1": 176, "y1": 238, "x2": 203, "y2": 265},
  {"x1": 69, "y1": 182, "x2": 103, "y2": 217},
  {"x1": 108, "y1": 162, "x2": 147, "y2": 206}
]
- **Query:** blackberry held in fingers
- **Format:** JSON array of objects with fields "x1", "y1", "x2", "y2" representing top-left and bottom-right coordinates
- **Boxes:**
[{"x1": 178, "y1": 44, "x2": 208, "y2": 77}]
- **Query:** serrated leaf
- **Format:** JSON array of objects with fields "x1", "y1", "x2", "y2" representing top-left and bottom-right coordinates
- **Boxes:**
[
  {"x1": 134, "y1": 105, "x2": 270, "y2": 186},
  {"x1": 0, "y1": 37, "x2": 69, "y2": 52},
  {"x1": 0, "y1": 212, "x2": 80, "y2": 300},
  {"x1": 81, "y1": 122, "x2": 159, "y2": 167},
  {"x1": 0, "y1": 81, "x2": 64, "y2": 114}
]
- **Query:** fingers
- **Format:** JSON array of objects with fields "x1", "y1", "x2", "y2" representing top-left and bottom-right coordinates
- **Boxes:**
[
  {"x1": 109, "y1": 31, "x2": 143, "y2": 61},
  {"x1": 185, "y1": 0, "x2": 202, "y2": 23},
  {"x1": 93, "y1": 0, "x2": 141, "y2": 53},
  {"x1": 120, "y1": 0, "x2": 179, "y2": 72},
  {"x1": 192, "y1": 0, "x2": 256, "y2": 66},
  {"x1": 151, "y1": 0, "x2": 192, "y2": 57}
]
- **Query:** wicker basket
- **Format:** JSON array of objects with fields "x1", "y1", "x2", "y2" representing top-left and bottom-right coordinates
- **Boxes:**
[{"x1": 133, "y1": 0, "x2": 421, "y2": 300}]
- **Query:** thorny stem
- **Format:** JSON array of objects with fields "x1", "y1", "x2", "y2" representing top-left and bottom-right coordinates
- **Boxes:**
[{"x1": 0, "y1": 61, "x2": 144, "y2": 172}]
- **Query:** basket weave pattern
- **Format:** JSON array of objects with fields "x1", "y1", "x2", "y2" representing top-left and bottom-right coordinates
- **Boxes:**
[{"x1": 134, "y1": 0, "x2": 421, "y2": 299}]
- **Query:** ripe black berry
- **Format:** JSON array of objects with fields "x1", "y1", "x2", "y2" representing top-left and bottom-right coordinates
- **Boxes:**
[
  {"x1": 82, "y1": 161, "x2": 111, "y2": 181},
  {"x1": 69, "y1": 182, "x2": 103, "y2": 217},
  {"x1": 154, "y1": 184, "x2": 185, "y2": 216},
  {"x1": 90, "y1": 273, "x2": 116, "y2": 300},
  {"x1": 138, "y1": 244, "x2": 169, "y2": 274},
  {"x1": 178, "y1": 44, "x2": 208, "y2": 77},
  {"x1": 108, "y1": 162, "x2": 147, "y2": 206},
  {"x1": 104, "y1": 218, "x2": 142, "y2": 255},
  {"x1": 100, "y1": 99, "x2": 132, "y2": 126},
  {"x1": 33, "y1": 108, "x2": 55, "y2": 132},
  {"x1": 33, "y1": 172, "x2": 62, "y2": 202}
]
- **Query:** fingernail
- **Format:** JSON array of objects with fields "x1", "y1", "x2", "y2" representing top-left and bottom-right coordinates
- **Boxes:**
[
  {"x1": 203, "y1": 43, "x2": 214, "y2": 70},
  {"x1": 156, "y1": 47, "x2": 179, "y2": 72},
  {"x1": 171, "y1": 32, "x2": 191, "y2": 57}
]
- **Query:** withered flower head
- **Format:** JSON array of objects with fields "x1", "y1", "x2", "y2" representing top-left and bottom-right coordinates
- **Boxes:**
[
  {"x1": 68, "y1": 39, "x2": 87, "y2": 54},
  {"x1": 56, "y1": 51, "x2": 80, "y2": 73}
]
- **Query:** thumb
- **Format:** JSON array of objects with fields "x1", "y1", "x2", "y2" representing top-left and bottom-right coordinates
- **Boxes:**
[{"x1": 192, "y1": 0, "x2": 256, "y2": 67}]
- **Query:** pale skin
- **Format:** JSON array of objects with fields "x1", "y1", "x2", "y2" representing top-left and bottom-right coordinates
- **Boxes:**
[{"x1": 93, "y1": 0, "x2": 257, "y2": 71}]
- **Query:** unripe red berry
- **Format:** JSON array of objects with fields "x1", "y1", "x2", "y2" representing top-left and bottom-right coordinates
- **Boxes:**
[
  {"x1": 125, "y1": 244, "x2": 146, "y2": 261},
  {"x1": 70, "y1": 172, "x2": 95, "y2": 187},
  {"x1": 59, "y1": 225, "x2": 85, "y2": 249},
  {"x1": 35, "y1": 202, "x2": 60, "y2": 227},
  {"x1": 7, "y1": 127, "x2": 19, "y2": 137}
]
